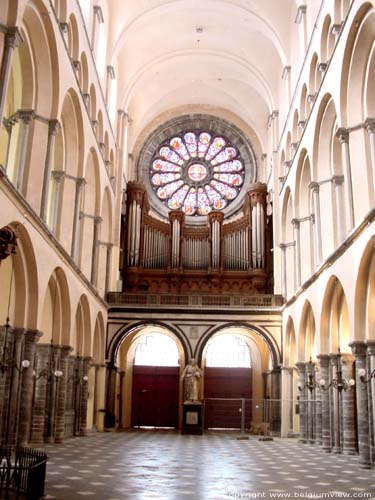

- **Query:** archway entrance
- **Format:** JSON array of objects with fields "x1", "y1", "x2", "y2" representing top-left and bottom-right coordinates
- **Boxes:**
[
  {"x1": 204, "y1": 332, "x2": 252, "y2": 429},
  {"x1": 129, "y1": 331, "x2": 180, "y2": 428}
]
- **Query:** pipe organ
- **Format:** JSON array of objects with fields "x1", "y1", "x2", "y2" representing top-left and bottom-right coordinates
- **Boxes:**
[{"x1": 122, "y1": 181, "x2": 271, "y2": 294}]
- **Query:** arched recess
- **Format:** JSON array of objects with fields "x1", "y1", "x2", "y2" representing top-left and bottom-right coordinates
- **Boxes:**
[
  {"x1": 80, "y1": 51, "x2": 89, "y2": 94},
  {"x1": 354, "y1": 235, "x2": 375, "y2": 342},
  {"x1": 320, "y1": 15, "x2": 332, "y2": 64},
  {"x1": 40, "y1": 267, "x2": 70, "y2": 344},
  {"x1": 341, "y1": 2, "x2": 374, "y2": 125},
  {"x1": 92, "y1": 312, "x2": 105, "y2": 364},
  {"x1": 67, "y1": 13, "x2": 80, "y2": 60},
  {"x1": 57, "y1": 89, "x2": 84, "y2": 253},
  {"x1": 284, "y1": 316, "x2": 296, "y2": 367},
  {"x1": 309, "y1": 53, "x2": 318, "y2": 95},
  {"x1": 292, "y1": 109, "x2": 299, "y2": 144},
  {"x1": 298, "y1": 301, "x2": 316, "y2": 362},
  {"x1": 114, "y1": 323, "x2": 188, "y2": 429},
  {"x1": 281, "y1": 187, "x2": 294, "y2": 299},
  {"x1": 295, "y1": 150, "x2": 313, "y2": 282},
  {"x1": 73, "y1": 294, "x2": 91, "y2": 356},
  {"x1": 0, "y1": 222, "x2": 38, "y2": 330},
  {"x1": 320, "y1": 275, "x2": 351, "y2": 355},
  {"x1": 195, "y1": 322, "x2": 281, "y2": 369},
  {"x1": 299, "y1": 84, "x2": 308, "y2": 121},
  {"x1": 341, "y1": 4, "x2": 374, "y2": 214},
  {"x1": 97, "y1": 187, "x2": 113, "y2": 298},
  {"x1": 89, "y1": 83, "x2": 97, "y2": 121},
  {"x1": 313, "y1": 94, "x2": 339, "y2": 256},
  {"x1": 79, "y1": 147, "x2": 100, "y2": 281},
  {"x1": 0, "y1": 0, "x2": 18, "y2": 25},
  {"x1": 97, "y1": 110, "x2": 104, "y2": 144}
]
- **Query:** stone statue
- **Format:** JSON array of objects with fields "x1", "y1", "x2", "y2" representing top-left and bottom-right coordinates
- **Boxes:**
[{"x1": 181, "y1": 358, "x2": 202, "y2": 403}]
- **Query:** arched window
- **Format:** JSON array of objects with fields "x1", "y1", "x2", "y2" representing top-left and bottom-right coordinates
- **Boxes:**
[
  {"x1": 150, "y1": 132, "x2": 244, "y2": 216},
  {"x1": 134, "y1": 332, "x2": 179, "y2": 366},
  {"x1": 206, "y1": 334, "x2": 251, "y2": 367}
]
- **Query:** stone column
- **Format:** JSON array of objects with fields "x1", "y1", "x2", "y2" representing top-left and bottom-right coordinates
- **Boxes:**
[
  {"x1": 317, "y1": 354, "x2": 331, "y2": 451},
  {"x1": 309, "y1": 182, "x2": 322, "y2": 266},
  {"x1": 330, "y1": 353, "x2": 342, "y2": 453},
  {"x1": 50, "y1": 171, "x2": 65, "y2": 233},
  {"x1": 40, "y1": 119, "x2": 60, "y2": 221},
  {"x1": 53, "y1": 345, "x2": 72, "y2": 444},
  {"x1": 17, "y1": 329, "x2": 42, "y2": 446},
  {"x1": 341, "y1": 353, "x2": 357, "y2": 455},
  {"x1": 45, "y1": 345, "x2": 61, "y2": 443},
  {"x1": 71, "y1": 178, "x2": 86, "y2": 260},
  {"x1": 16, "y1": 110, "x2": 34, "y2": 191},
  {"x1": 104, "y1": 243, "x2": 113, "y2": 296},
  {"x1": 350, "y1": 341, "x2": 371, "y2": 468},
  {"x1": 78, "y1": 356, "x2": 91, "y2": 436},
  {"x1": 296, "y1": 362, "x2": 307, "y2": 442},
  {"x1": 30, "y1": 344, "x2": 51, "y2": 445},
  {"x1": 367, "y1": 340, "x2": 375, "y2": 464},
  {"x1": 91, "y1": 216, "x2": 102, "y2": 286},
  {"x1": 292, "y1": 219, "x2": 301, "y2": 289},
  {"x1": 306, "y1": 361, "x2": 315, "y2": 444},
  {"x1": 365, "y1": 119, "x2": 375, "y2": 190},
  {"x1": 8, "y1": 328, "x2": 24, "y2": 445},
  {"x1": 332, "y1": 175, "x2": 345, "y2": 244},
  {"x1": 0, "y1": 27, "x2": 22, "y2": 125},
  {"x1": 315, "y1": 363, "x2": 322, "y2": 445},
  {"x1": 280, "y1": 243, "x2": 287, "y2": 298},
  {"x1": 336, "y1": 128, "x2": 354, "y2": 232},
  {"x1": 270, "y1": 367, "x2": 281, "y2": 433},
  {"x1": 105, "y1": 362, "x2": 118, "y2": 428}
]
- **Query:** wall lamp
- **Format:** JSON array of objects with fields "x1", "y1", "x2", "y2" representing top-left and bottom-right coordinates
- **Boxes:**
[
  {"x1": 358, "y1": 368, "x2": 375, "y2": 384},
  {"x1": 319, "y1": 349, "x2": 355, "y2": 392}
]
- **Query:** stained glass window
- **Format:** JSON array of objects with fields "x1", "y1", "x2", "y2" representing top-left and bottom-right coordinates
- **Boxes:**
[{"x1": 150, "y1": 132, "x2": 245, "y2": 216}]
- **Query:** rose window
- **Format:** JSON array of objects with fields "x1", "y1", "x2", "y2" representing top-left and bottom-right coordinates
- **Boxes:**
[{"x1": 150, "y1": 132, "x2": 244, "y2": 216}]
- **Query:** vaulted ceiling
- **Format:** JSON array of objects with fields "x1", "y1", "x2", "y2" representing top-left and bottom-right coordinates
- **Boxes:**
[{"x1": 104, "y1": 0, "x2": 295, "y2": 152}]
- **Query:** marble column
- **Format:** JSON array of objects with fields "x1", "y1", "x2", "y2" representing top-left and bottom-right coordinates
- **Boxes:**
[
  {"x1": 332, "y1": 175, "x2": 345, "y2": 244},
  {"x1": 270, "y1": 367, "x2": 281, "y2": 433},
  {"x1": 50, "y1": 171, "x2": 65, "y2": 233},
  {"x1": 314, "y1": 363, "x2": 322, "y2": 445},
  {"x1": 318, "y1": 354, "x2": 331, "y2": 452},
  {"x1": 292, "y1": 219, "x2": 301, "y2": 289},
  {"x1": 53, "y1": 345, "x2": 72, "y2": 444},
  {"x1": 17, "y1": 329, "x2": 42, "y2": 446},
  {"x1": 40, "y1": 119, "x2": 61, "y2": 221},
  {"x1": 367, "y1": 340, "x2": 375, "y2": 465},
  {"x1": 350, "y1": 341, "x2": 372, "y2": 468},
  {"x1": 365, "y1": 119, "x2": 375, "y2": 190},
  {"x1": 341, "y1": 353, "x2": 357, "y2": 455},
  {"x1": 71, "y1": 178, "x2": 86, "y2": 260},
  {"x1": 79, "y1": 356, "x2": 91, "y2": 436},
  {"x1": 105, "y1": 362, "x2": 118, "y2": 428},
  {"x1": 296, "y1": 362, "x2": 307, "y2": 443},
  {"x1": 336, "y1": 128, "x2": 354, "y2": 231},
  {"x1": 16, "y1": 110, "x2": 34, "y2": 191},
  {"x1": 309, "y1": 182, "x2": 322, "y2": 266},
  {"x1": 46, "y1": 345, "x2": 61, "y2": 443},
  {"x1": 105, "y1": 243, "x2": 113, "y2": 296},
  {"x1": 7, "y1": 328, "x2": 24, "y2": 445},
  {"x1": 30, "y1": 344, "x2": 51, "y2": 445},
  {"x1": 280, "y1": 243, "x2": 287, "y2": 298},
  {"x1": 0, "y1": 27, "x2": 22, "y2": 125},
  {"x1": 306, "y1": 362, "x2": 315, "y2": 444},
  {"x1": 91, "y1": 216, "x2": 102, "y2": 286},
  {"x1": 330, "y1": 353, "x2": 342, "y2": 453}
]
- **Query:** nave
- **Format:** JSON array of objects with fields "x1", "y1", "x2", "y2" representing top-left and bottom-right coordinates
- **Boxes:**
[{"x1": 43, "y1": 431, "x2": 375, "y2": 500}]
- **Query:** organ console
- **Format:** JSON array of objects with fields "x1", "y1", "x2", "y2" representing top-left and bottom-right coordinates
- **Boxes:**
[{"x1": 121, "y1": 181, "x2": 272, "y2": 295}]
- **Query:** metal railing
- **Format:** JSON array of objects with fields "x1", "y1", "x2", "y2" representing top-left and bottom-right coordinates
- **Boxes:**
[
  {"x1": 203, "y1": 398, "x2": 282, "y2": 434},
  {"x1": 0, "y1": 447, "x2": 47, "y2": 500},
  {"x1": 107, "y1": 292, "x2": 284, "y2": 309}
]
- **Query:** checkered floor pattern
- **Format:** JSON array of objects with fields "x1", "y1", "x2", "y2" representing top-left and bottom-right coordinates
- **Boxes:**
[{"x1": 43, "y1": 430, "x2": 375, "y2": 500}]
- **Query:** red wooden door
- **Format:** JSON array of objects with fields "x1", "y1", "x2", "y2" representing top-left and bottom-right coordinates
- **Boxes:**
[
  {"x1": 204, "y1": 367, "x2": 252, "y2": 429},
  {"x1": 131, "y1": 365, "x2": 179, "y2": 428}
]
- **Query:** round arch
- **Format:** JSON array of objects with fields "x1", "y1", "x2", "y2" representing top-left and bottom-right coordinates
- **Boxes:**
[
  {"x1": 354, "y1": 234, "x2": 375, "y2": 342},
  {"x1": 194, "y1": 322, "x2": 281, "y2": 368}
]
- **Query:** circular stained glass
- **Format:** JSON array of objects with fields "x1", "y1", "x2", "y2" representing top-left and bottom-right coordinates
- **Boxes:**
[
  {"x1": 150, "y1": 131, "x2": 244, "y2": 216},
  {"x1": 188, "y1": 164, "x2": 207, "y2": 182}
]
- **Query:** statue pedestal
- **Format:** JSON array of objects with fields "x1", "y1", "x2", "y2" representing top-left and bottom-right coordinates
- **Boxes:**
[{"x1": 181, "y1": 402, "x2": 203, "y2": 435}]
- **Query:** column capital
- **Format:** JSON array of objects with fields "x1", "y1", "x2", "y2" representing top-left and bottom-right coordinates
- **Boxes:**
[
  {"x1": 208, "y1": 211, "x2": 224, "y2": 225},
  {"x1": 118, "y1": 109, "x2": 130, "y2": 125},
  {"x1": 295, "y1": 4, "x2": 307, "y2": 24},
  {"x1": 60, "y1": 345, "x2": 73, "y2": 358},
  {"x1": 317, "y1": 354, "x2": 330, "y2": 367},
  {"x1": 282, "y1": 65, "x2": 291, "y2": 80},
  {"x1": 93, "y1": 5, "x2": 104, "y2": 23},
  {"x1": 331, "y1": 23, "x2": 342, "y2": 37},
  {"x1": 309, "y1": 181, "x2": 320, "y2": 192},
  {"x1": 76, "y1": 177, "x2": 87, "y2": 189},
  {"x1": 365, "y1": 340, "x2": 375, "y2": 355},
  {"x1": 107, "y1": 65, "x2": 116, "y2": 79},
  {"x1": 336, "y1": 127, "x2": 349, "y2": 144},
  {"x1": 349, "y1": 340, "x2": 367, "y2": 357},
  {"x1": 307, "y1": 93, "x2": 316, "y2": 104},
  {"x1": 365, "y1": 118, "x2": 375, "y2": 135},
  {"x1": 279, "y1": 242, "x2": 287, "y2": 250},
  {"x1": 331, "y1": 174, "x2": 344, "y2": 185},
  {"x1": 5, "y1": 27, "x2": 23, "y2": 49},
  {"x1": 24, "y1": 329, "x2": 43, "y2": 344},
  {"x1": 295, "y1": 361, "x2": 307, "y2": 371},
  {"x1": 291, "y1": 218, "x2": 300, "y2": 228},
  {"x1": 59, "y1": 22, "x2": 69, "y2": 34},
  {"x1": 168, "y1": 210, "x2": 185, "y2": 224},
  {"x1": 94, "y1": 215, "x2": 103, "y2": 225},
  {"x1": 51, "y1": 170, "x2": 65, "y2": 183},
  {"x1": 48, "y1": 119, "x2": 61, "y2": 136},
  {"x1": 18, "y1": 109, "x2": 35, "y2": 124}
]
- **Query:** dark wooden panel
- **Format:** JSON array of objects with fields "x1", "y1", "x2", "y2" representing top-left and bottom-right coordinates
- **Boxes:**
[
  {"x1": 131, "y1": 365, "x2": 179, "y2": 428},
  {"x1": 204, "y1": 367, "x2": 252, "y2": 429}
]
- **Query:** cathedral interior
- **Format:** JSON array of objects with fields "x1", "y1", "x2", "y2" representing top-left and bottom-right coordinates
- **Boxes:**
[{"x1": 0, "y1": 0, "x2": 375, "y2": 498}]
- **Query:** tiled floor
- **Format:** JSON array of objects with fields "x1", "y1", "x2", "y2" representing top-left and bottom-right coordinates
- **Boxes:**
[{"x1": 43, "y1": 430, "x2": 375, "y2": 500}]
